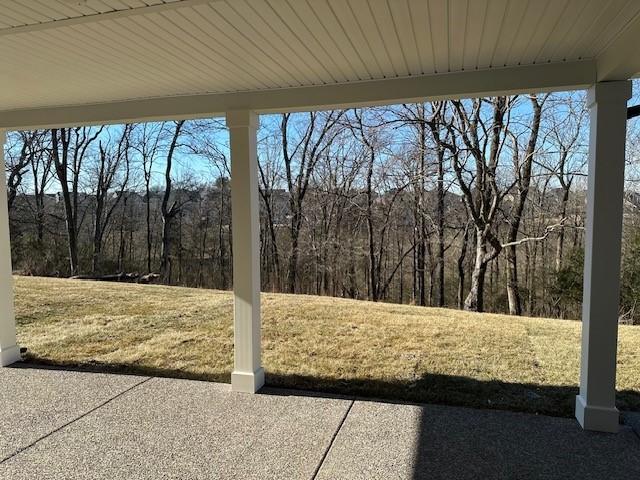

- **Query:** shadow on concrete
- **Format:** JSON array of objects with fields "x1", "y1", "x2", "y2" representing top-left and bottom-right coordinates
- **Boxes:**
[
  {"x1": 265, "y1": 373, "x2": 640, "y2": 478},
  {"x1": 12, "y1": 358, "x2": 640, "y2": 417},
  {"x1": 8, "y1": 361, "x2": 640, "y2": 479},
  {"x1": 409, "y1": 401, "x2": 640, "y2": 480}
]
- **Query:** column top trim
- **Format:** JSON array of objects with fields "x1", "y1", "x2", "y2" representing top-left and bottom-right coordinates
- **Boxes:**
[
  {"x1": 587, "y1": 81, "x2": 632, "y2": 108},
  {"x1": 226, "y1": 110, "x2": 259, "y2": 129}
]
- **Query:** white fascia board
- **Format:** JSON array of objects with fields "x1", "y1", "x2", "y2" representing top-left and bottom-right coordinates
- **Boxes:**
[{"x1": 0, "y1": 60, "x2": 595, "y2": 130}]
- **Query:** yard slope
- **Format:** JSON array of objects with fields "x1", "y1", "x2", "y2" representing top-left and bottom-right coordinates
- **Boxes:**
[{"x1": 13, "y1": 276, "x2": 640, "y2": 416}]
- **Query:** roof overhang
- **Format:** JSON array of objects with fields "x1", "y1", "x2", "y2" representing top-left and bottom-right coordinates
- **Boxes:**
[
  {"x1": 0, "y1": 0, "x2": 637, "y2": 130},
  {"x1": 0, "y1": 60, "x2": 596, "y2": 130}
]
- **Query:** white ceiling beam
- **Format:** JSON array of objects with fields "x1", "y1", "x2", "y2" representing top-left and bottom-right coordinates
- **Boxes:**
[
  {"x1": 596, "y1": 12, "x2": 640, "y2": 81},
  {"x1": 0, "y1": 60, "x2": 596, "y2": 130},
  {"x1": 0, "y1": 0, "x2": 218, "y2": 37}
]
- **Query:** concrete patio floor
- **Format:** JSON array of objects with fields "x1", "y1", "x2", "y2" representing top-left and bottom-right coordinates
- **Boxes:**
[{"x1": 1, "y1": 365, "x2": 639, "y2": 479}]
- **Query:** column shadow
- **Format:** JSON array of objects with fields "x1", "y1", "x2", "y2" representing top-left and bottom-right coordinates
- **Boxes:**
[
  {"x1": 12, "y1": 359, "x2": 640, "y2": 416},
  {"x1": 9, "y1": 361, "x2": 640, "y2": 478}
]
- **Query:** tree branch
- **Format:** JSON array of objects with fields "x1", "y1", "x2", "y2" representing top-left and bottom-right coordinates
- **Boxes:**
[{"x1": 501, "y1": 220, "x2": 567, "y2": 248}]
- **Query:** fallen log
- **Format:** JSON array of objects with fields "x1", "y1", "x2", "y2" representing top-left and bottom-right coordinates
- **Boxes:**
[
  {"x1": 70, "y1": 272, "x2": 160, "y2": 284},
  {"x1": 138, "y1": 273, "x2": 160, "y2": 284}
]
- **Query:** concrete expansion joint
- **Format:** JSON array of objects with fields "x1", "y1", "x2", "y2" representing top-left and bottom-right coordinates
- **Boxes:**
[
  {"x1": 0, "y1": 375, "x2": 152, "y2": 465},
  {"x1": 311, "y1": 399, "x2": 355, "y2": 480}
]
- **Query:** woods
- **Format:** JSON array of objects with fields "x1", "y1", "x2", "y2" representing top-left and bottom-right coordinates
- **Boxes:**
[{"x1": 5, "y1": 90, "x2": 640, "y2": 322}]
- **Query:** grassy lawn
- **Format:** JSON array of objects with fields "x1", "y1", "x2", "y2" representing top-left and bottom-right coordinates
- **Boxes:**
[{"x1": 13, "y1": 276, "x2": 640, "y2": 417}]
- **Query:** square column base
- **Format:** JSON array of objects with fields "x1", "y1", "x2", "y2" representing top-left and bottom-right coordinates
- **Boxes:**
[
  {"x1": 575, "y1": 395, "x2": 620, "y2": 433},
  {"x1": 231, "y1": 368, "x2": 265, "y2": 393},
  {"x1": 0, "y1": 345, "x2": 22, "y2": 367}
]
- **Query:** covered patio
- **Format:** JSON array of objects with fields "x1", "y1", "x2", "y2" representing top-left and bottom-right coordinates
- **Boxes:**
[
  {"x1": 1, "y1": 0, "x2": 640, "y2": 441},
  {"x1": 1, "y1": 365, "x2": 640, "y2": 479}
]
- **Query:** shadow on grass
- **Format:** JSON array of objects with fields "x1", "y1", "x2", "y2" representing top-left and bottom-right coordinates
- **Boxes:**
[
  {"x1": 12, "y1": 356, "x2": 640, "y2": 418},
  {"x1": 266, "y1": 372, "x2": 640, "y2": 417}
]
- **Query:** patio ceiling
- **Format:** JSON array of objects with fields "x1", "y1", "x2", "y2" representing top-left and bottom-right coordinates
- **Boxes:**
[{"x1": 1, "y1": 0, "x2": 640, "y2": 128}]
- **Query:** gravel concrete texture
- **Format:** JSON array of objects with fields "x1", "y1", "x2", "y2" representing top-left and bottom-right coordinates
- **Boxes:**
[
  {"x1": 316, "y1": 400, "x2": 640, "y2": 480},
  {"x1": 623, "y1": 411, "x2": 640, "y2": 437},
  {"x1": 0, "y1": 376, "x2": 352, "y2": 479},
  {"x1": 0, "y1": 365, "x2": 147, "y2": 461},
  {"x1": 3, "y1": 368, "x2": 640, "y2": 479}
]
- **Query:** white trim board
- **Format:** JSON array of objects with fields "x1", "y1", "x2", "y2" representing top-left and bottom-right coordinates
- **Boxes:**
[{"x1": 0, "y1": 61, "x2": 596, "y2": 130}]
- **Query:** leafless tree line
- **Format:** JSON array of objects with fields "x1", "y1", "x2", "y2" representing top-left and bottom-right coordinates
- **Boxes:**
[{"x1": 5, "y1": 92, "x2": 640, "y2": 321}]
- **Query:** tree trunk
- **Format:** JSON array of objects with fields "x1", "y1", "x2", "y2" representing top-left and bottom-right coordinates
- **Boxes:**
[
  {"x1": 365, "y1": 145, "x2": 379, "y2": 302},
  {"x1": 457, "y1": 222, "x2": 470, "y2": 309},
  {"x1": 159, "y1": 121, "x2": 184, "y2": 284},
  {"x1": 506, "y1": 244, "x2": 522, "y2": 315},
  {"x1": 504, "y1": 96, "x2": 543, "y2": 315},
  {"x1": 436, "y1": 148, "x2": 445, "y2": 307},
  {"x1": 555, "y1": 184, "x2": 570, "y2": 272},
  {"x1": 465, "y1": 230, "x2": 489, "y2": 312},
  {"x1": 145, "y1": 185, "x2": 152, "y2": 273},
  {"x1": 161, "y1": 215, "x2": 172, "y2": 284},
  {"x1": 218, "y1": 189, "x2": 228, "y2": 290},
  {"x1": 92, "y1": 196, "x2": 104, "y2": 273},
  {"x1": 261, "y1": 190, "x2": 280, "y2": 290},
  {"x1": 51, "y1": 128, "x2": 80, "y2": 276},
  {"x1": 288, "y1": 212, "x2": 301, "y2": 293},
  {"x1": 117, "y1": 195, "x2": 128, "y2": 272},
  {"x1": 67, "y1": 224, "x2": 80, "y2": 276}
]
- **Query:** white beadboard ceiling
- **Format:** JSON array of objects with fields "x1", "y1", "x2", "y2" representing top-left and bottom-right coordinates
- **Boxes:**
[{"x1": 0, "y1": 0, "x2": 639, "y2": 118}]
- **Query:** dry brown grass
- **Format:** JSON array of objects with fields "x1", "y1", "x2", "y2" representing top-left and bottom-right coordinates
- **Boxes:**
[{"x1": 14, "y1": 276, "x2": 640, "y2": 416}]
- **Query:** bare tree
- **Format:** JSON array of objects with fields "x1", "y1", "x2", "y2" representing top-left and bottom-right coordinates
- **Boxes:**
[
  {"x1": 281, "y1": 111, "x2": 345, "y2": 293},
  {"x1": 350, "y1": 109, "x2": 415, "y2": 301},
  {"x1": 27, "y1": 138, "x2": 55, "y2": 246},
  {"x1": 91, "y1": 125, "x2": 133, "y2": 273},
  {"x1": 51, "y1": 126, "x2": 104, "y2": 275},
  {"x1": 5, "y1": 131, "x2": 45, "y2": 211},
  {"x1": 445, "y1": 97, "x2": 510, "y2": 312},
  {"x1": 504, "y1": 95, "x2": 546, "y2": 315},
  {"x1": 159, "y1": 120, "x2": 186, "y2": 284},
  {"x1": 258, "y1": 132, "x2": 284, "y2": 290},
  {"x1": 544, "y1": 95, "x2": 587, "y2": 272},
  {"x1": 134, "y1": 122, "x2": 165, "y2": 273}
]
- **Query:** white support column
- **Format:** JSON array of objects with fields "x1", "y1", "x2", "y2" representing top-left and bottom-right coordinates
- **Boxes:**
[
  {"x1": 0, "y1": 130, "x2": 21, "y2": 366},
  {"x1": 576, "y1": 81, "x2": 631, "y2": 433},
  {"x1": 226, "y1": 110, "x2": 264, "y2": 393}
]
